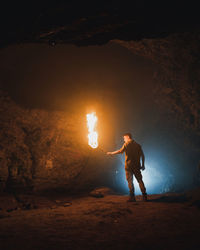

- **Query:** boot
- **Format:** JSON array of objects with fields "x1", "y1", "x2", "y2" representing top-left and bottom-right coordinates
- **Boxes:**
[
  {"x1": 127, "y1": 194, "x2": 136, "y2": 202},
  {"x1": 142, "y1": 193, "x2": 147, "y2": 202}
]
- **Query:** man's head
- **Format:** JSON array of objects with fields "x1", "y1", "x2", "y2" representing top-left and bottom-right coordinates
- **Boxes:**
[{"x1": 123, "y1": 133, "x2": 132, "y2": 143}]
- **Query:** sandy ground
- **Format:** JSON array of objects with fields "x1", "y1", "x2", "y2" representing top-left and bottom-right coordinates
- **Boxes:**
[{"x1": 0, "y1": 190, "x2": 200, "y2": 250}]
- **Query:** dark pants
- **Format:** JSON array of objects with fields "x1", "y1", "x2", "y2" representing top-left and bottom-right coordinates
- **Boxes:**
[{"x1": 125, "y1": 167, "x2": 146, "y2": 196}]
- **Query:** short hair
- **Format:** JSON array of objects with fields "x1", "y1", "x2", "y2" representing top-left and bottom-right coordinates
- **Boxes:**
[{"x1": 123, "y1": 133, "x2": 132, "y2": 139}]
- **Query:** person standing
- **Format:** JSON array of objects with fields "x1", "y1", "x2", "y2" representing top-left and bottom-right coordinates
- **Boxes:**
[{"x1": 107, "y1": 133, "x2": 147, "y2": 202}]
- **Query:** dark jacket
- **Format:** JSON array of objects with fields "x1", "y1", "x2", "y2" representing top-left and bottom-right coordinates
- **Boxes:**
[{"x1": 119, "y1": 139, "x2": 143, "y2": 169}]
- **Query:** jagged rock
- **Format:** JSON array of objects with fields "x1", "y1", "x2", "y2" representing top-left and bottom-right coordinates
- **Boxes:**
[
  {"x1": 63, "y1": 202, "x2": 72, "y2": 207},
  {"x1": 89, "y1": 187, "x2": 114, "y2": 198},
  {"x1": 0, "y1": 2, "x2": 199, "y2": 195},
  {"x1": 0, "y1": 91, "x2": 115, "y2": 193}
]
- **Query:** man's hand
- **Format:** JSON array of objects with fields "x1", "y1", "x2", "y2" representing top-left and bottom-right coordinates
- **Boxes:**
[
  {"x1": 107, "y1": 150, "x2": 121, "y2": 156},
  {"x1": 107, "y1": 152, "x2": 112, "y2": 155},
  {"x1": 141, "y1": 165, "x2": 145, "y2": 171}
]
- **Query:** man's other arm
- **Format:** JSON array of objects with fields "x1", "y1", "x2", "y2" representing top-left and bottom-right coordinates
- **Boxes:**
[{"x1": 140, "y1": 148, "x2": 145, "y2": 170}]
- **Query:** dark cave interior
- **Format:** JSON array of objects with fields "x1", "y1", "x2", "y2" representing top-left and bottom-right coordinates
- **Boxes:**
[
  {"x1": 0, "y1": 2, "x2": 200, "y2": 250},
  {"x1": 0, "y1": 41, "x2": 198, "y2": 195}
]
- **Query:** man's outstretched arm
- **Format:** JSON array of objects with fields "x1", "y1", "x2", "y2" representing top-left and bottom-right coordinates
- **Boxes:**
[
  {"x1": 107, "y1": 145, "x2": 125, "y2": 155},
  {"x1": 107, "y1": 149, "x2": 122, "y2": 155}
]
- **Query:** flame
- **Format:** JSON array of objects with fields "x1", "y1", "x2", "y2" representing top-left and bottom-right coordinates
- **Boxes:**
[{"x1": 86, "y1": 112, "x2": 98, "y2": 148}]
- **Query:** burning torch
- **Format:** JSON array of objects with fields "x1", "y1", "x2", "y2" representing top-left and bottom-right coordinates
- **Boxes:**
[{"x1": 86, "y1": 112, "x2": 106, "y2": 153}]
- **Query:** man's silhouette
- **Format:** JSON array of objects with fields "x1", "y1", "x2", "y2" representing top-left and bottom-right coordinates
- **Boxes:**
[{"x1": 107, "y1": 133, "x2": 147, "y2": 202}]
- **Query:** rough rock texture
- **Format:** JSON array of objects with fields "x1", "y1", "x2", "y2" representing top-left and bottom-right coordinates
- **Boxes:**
[
  {"x1": 114, "y1": 32, "x2": 200, "y2": 152},
  {"x1": 0, "y1": 91, "x2": 115, "y2": 193},
  {"x1": 89, "y1": 187, "x2": 114, "y2": 198},
  {"x1": 0, "y1": 2, "x2": 200, "y2": 193},
  {"x1": 0, "y1": 2, "x2": 199, "y2": 48},
  {"x1": 0, "y1": 190, "x2": 200, "y2": 250},
  {"x1": 0, "y1": 2, "x2": 199, "y2": 151}
]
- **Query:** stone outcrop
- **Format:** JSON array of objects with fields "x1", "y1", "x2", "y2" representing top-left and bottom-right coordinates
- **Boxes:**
[{"x1": 0, "y1": 91, "x2": 115, "y2": 193}]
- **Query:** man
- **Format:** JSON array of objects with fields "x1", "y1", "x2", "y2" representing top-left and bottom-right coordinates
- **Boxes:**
[{"x1": 107, "y1": 133, "x2": 147, "y2": 202}]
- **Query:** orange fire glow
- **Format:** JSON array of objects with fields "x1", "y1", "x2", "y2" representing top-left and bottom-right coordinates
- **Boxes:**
[{"x1": 86, "y1": 112, "x2": 98, "y2": 148}]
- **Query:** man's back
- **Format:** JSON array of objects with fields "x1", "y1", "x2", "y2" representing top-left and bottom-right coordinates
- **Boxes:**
[{"x1": 123, "y1": 140, "x2": 142, "y2": 168}]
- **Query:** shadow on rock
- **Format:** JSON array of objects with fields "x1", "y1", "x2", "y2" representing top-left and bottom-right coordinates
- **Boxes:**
[{"x1": 150, "y1": 194, "x2": 188, "y2": 203}]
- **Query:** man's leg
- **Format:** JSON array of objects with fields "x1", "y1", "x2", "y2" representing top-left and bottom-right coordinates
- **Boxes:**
[
  {"x1": 125, "y1": 169, "x2": 136, "y2": 201},
  {"x1": 133, "y1": 168, "x2": 147, "y2": 201}
]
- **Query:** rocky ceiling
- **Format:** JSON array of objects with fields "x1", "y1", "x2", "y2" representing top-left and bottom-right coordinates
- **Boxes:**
[{"x1": 0, "y1": 1, "x2": 200, "y2": 48}]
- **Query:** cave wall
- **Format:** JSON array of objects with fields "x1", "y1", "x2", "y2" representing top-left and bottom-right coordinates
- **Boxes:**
[
  {"x1": 1, "y1": 32, "x2": 200, "y2": 194},
  {"x1": 114, "y1": 32, "x2": 200, "y2": 153},
  {"x1": 0, "y1": 2, "x2": 200, "y2": 194},
  {"x1": 0, "y1": 91, "x2": 114, "y2": 193}
]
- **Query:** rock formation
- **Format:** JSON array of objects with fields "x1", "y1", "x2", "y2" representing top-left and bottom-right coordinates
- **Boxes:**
[
  {"x1": 0, "y1": 91, "x2": 115, "y2": 192},
  {"x1": 0, "y1": 2, "x2": 200, "y2": 193}
]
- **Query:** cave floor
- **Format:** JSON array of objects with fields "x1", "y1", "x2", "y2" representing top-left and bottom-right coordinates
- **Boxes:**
[{"x1": 0, "y1": 192, "x2": 199, "y2": 250}]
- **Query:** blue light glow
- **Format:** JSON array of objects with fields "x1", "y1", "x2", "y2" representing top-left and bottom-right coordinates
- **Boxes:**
[{"x1": 115, "y1": 157, "x2": 175, "y2": 195}]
